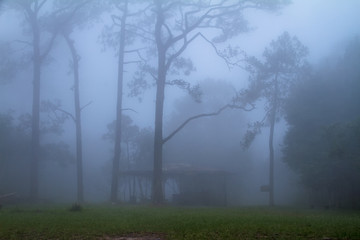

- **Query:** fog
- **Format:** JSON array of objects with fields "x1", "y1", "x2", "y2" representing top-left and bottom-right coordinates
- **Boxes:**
[{"x1": 0, "y1": 0, "x2": 359, "y2": 208}]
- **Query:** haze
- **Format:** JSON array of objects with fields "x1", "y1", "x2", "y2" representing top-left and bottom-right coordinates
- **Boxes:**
[{"x1": 0, "y1": 0, "x2": 359, "y2": 208}]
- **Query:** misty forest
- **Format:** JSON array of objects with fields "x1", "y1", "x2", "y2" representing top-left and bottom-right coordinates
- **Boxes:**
[{"x1": 1, "y1": 0, "x2": 360, "y2": 214}]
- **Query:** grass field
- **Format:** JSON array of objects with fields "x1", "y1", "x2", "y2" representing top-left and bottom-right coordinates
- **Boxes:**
[{"x1": 0, "y1": 204, "x2": 359, "y2": 239}]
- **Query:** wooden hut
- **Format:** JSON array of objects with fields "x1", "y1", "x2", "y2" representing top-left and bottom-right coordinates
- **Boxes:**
[{"x1": 118, "y1": 164, "x2": 233, "y2": 206}]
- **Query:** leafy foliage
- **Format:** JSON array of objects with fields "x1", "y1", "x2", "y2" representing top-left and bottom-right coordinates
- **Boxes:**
[
  {"x1": 0, "y1": 43, "x2": 20, "y2": 84},
  {"x1": 103, "y1": 115, "x2": 139, "y2": 143},
  {"x1": 0, "y1": 112, "x2": 74, "y2": 195},
  {"x1": 247, "y1": 31, "x2": 308, "y2": 112},
  {"x1": 104, "y1": 115, "x2": 153, "y2": 170},
  {"x1": 240, "y1": 121, "x2": 263, "y2": 150},
  {"x1": 241, "y1": 31, "x2": 309, "y2": 149},
  {"x1": 167, "y1": 79, "x2": 202, "y2": 103}
]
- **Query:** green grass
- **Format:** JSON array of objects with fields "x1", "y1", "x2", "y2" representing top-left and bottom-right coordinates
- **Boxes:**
[{"x1": 0, "y1": 204, "x2": 359, "y2": 239}]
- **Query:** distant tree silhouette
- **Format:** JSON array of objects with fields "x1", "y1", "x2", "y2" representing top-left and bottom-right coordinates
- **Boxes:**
[
  {"x1": 101, "y1": 0, "x2": 150, "y2": 203},
  {"x1": 242, "y1": 32, "x2": 308, "y2": 206},
  {"x1": 3, "y1": 0, "x2": 70, "y2": 201}
]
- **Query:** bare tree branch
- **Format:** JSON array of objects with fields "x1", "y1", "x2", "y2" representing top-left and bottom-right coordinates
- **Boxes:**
[
  {"x1": 38, "y1": 0, "x2": 47, "y2": 11},
  {"x1": 114, "y1": 1, "x2": 126, "y2": 12},
  {"x1": 149, "y1": 70, "x2": 158, "y2": 81},
  {"x1": 198, "y1": 33, "x2": 246, "y2": 69},
  {"x1": 40, "y1": 32, "x2": 58, "y2": 61},
  {"x1": 126, "y1": 28, "x2": 155, "y2": 43},
  {"x1": 121, "y1": 108, "x2": 138, "y2": 113},
  {"x1": 170, "y1": 1, "x2": 232, "y2": 45},
  {"x1": 41, "y1": 0, "x2": 90, "y2": 60},
  {"x1": 111, "y1": 14, "x2": 122, "y2": 26},
  {"x1": 127, "y1": 4, "x2": 152, "y2": 17},
  {"x1": 165, "y1": 32, "x2": 200, "y2": 71},
  {"x1": 163, "y1": 22, "x2": 173, "y2": 45},
  {"x1": 54, "y1": 108, "x2": 76, "y2": 122},
  {"x1": 124, "y1": 47, "x2": 147, "y2": 53},
  {"x1": 162, "y1": 103, "x2": 254, "y2": 144},
  {"x1": 13, "y1": 39, "x2": 32, "y2": 46},
  {"x1": 124, "y1": 60, "x2": 142, "y2": 65},
  {"x1": 163, "y1": 1, "x2": 182, "y2": 12},
  {"x1": 124, "y1": 48, "x2": 147, "y2": 63},
  {"x1": 80, "y1": 101, "x2": 92, "y2": 111}
]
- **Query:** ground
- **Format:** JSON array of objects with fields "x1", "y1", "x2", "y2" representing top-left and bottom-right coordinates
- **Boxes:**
[
  {"x1": 102, "y1": 233, "x2": 166, "y2": 240},
  {"x1": 0, "y1": 205, "x2": 359, "y2": 239}
]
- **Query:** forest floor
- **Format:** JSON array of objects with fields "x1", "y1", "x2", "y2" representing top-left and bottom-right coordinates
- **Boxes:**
[{"x1": 0, "y1": 204, "x2": 359, "y2": 239}]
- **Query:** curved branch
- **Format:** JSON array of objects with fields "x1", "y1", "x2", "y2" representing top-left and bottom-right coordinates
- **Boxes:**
[
  {"x1": 80, "y1": 101, "x2": 92, "y2": 111},
  {"x1": 126, "y1": 28, "x2": 155, "y2": 43},
  {"x1": 38, "y1": 0, "x2": 47, "y2": 11},
  {"x1": 54, "y1": 108, "x2": 76, "y2": 123},
  {"x1": 125, "y1": 48, "x2": 147, "y2": 63},
  {"x1": 163, "y1": 22, "x2": 173, "y2": 43},
  {"x1": 40, "y1": 32, "x2": 58, "y2": 60},
  {"x1": 162, "y1": 103, "x2": 254, "y2": 144},
  {"x1": 128, "y1": 4, "x2": 152, "y2": 17},
  {"x1": 121, "y1": 108, "x2": 138, "y2": 113},
  {"x1": 112, "y1": 14, "x2": 122, "y2": 26},
  {"x1": 13, "y1": 39, "x2": 32, "y2": 47},
  {"x1": 198, "y1": 33, "x2": 246, "y2": 69},
  {"x1": 172, "y1": 1, "x2": 235, "y2": 45},
  {"x1": 124, "y1": 60, "x2": 142, "y2": 65},
  {"x1": 41, "y1": 1, "x2": 90, "y2": 60},
  {"x1": 165, "y1": 32, "x2": 200, "y2": 71}
]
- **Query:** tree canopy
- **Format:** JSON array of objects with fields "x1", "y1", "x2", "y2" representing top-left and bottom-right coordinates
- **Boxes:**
[{"x1": 283, "y1": 37, "x2": 360, "y2": 208}]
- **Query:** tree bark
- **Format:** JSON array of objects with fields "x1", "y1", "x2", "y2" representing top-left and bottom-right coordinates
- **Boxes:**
[
  {"x1": 64, "y1": 34, "x2": 84, "y2": 203},
  {"x1": 268, "y1": 74, "x2": 279, "y2": 207},
  {"x1": 152, "y1": 0, "x2": 166, "y2": 204},
  {"x1": 74, "y1": 58, "x2": 83, "y2": 204},
  {"x1": 268, "y1": 108, "x2": 275, "y2": 207},
  {"x1": 152, "y1": 76, "x2": 165, "y2": 204},
  {"x1": 30, "y1": 10, "x2": 41, "y2": 202},
  {"x1": 110, "y1": 1, "x2": 128, "y2": 203}
]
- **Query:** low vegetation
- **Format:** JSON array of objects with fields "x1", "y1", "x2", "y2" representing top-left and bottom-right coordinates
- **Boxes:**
[{"x1": 0, "y1": 205, "x2": 359, "y2": 239}]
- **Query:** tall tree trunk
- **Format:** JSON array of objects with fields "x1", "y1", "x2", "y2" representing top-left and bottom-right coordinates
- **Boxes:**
[
  {"x1": 268, "y1": 108, "x2": 275, "y2": 207},
  {"x1": 30, "y1": 15, "x2": 41, "y2": 202},
  {"x1": 74, "y1": 70, "x2": 83, "y2": 203},
  {"x1": 152, "y1": 1, "x2": 166, "y2": 204},
  {"x1": 110, "y1": 1, "x2": 127, "y2": 203},
  {"x1": 152, "y1": 76, "x2": 165, "y2": 204},
  {"x1": 268, "y1": 74, "x2": 279, "y2": 207},
  {"x1": 64, "y1": 34, "x2": 84, "y2": 203}
]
